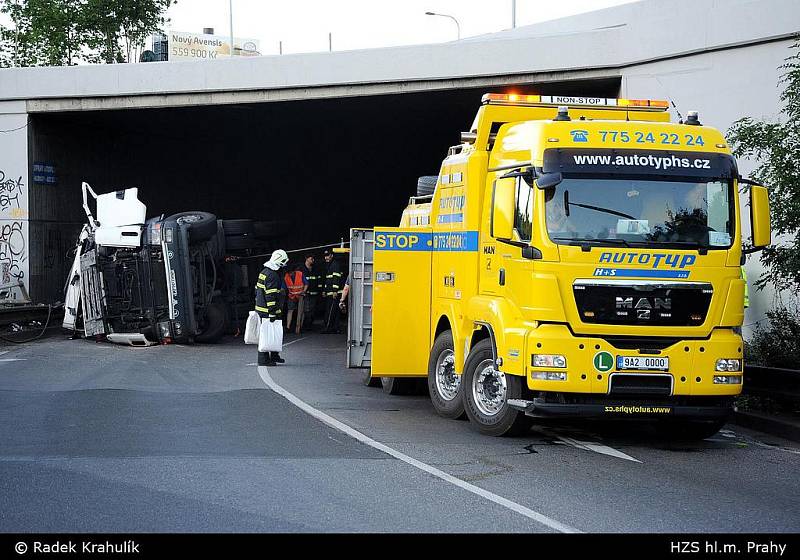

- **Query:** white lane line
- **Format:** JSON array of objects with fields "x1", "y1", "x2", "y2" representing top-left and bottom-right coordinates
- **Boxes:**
[
  {"x1": 0, "y1": 351, "x2": 8, "y2": 356},
  {"x1": 555, "y1": 435, "x2": 642, "y2": 463},
  {"x1": 752, "y1": 441, "x2": 800, "y2": 455},
  {"x1": 246, "y1": 338, "x2": 307, "y2": 366},
  {"x1": 723, "y1": 429, "x2": 800, "y2": 456},
  {"x1": 0, "y1": 358, "x2": 25, "y2": 362},
  {"x1": 283, "y1": 337, "x2": 308, "y2": 347},
  {"x1": 258, "y1": 365, "x2": 580, "y2": 533}
]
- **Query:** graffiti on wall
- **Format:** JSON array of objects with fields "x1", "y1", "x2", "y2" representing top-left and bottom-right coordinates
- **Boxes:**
[
  {"x1": 0, "y1": 168, "x2": 26, "y2": 219},
  {"x1": 0, "y1": 220, "x2": 26, "y2": 285},
  {"x1": 0, "y1": 112, "x2": 30, "y2": 299}
]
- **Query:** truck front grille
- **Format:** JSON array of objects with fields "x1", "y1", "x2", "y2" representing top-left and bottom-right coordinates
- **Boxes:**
[
  {"x1": 573, "y1": 280, "x2": 712, "y2": 327},
  {"x1": 609, "y1": 373, "x2": 672, "y2": 397}
]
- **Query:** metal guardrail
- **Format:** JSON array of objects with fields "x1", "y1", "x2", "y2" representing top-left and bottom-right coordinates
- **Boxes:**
[{"x1": 743, "y1": 365, "x2": 800, "y2": 403}]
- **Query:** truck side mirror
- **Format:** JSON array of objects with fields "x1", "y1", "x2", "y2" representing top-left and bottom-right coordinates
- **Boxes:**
[
  {"x1": 491, "y1": 178, "x2": 515, "y2": 240},
  {"x1": 535, "y1": 172, "x2": 562, "y2": 189},
  {"x1": 745, "y1": 184, "x2": 771, "y2": 254}
]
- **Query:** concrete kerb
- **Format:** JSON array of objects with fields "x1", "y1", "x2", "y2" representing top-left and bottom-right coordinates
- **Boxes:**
[{"x1": 733, "y1": 411, "x2": 800, "y2": 444}]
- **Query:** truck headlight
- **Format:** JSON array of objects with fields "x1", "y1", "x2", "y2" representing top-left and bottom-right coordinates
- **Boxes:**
[
  {"x1": 713, "y1": 375, "x2": 742, "y2": 384},
  {"x1": 715, "y1": 359, "x2": 742, "y2": 372},
  {"x1": 532, "y1": 354, "x2": 567, "y2": 368},
  {"x1": 531, "y1": 371, "x2": 568, "y2": 381}
]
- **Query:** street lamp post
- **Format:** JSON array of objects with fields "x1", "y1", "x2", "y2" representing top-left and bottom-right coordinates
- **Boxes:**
[
  {"x1": 229, "y1": 0, "x2": 235, "y2": 57},
  {"x1": 425, "y1": 11, "x2": 461, "y2": 40},
  {"x1": 512, "y1": 0, "x2": 517, "y2": 28}
]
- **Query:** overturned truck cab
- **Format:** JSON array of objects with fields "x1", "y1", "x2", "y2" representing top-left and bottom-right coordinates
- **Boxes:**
[{"x1": 63, "y1": 183, "x2": 228, "y2": 344}]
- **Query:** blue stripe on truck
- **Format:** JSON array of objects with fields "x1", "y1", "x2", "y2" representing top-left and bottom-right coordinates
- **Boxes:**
[{"x1": 375, "y1": 231, "x2": 479, "y2": 252}]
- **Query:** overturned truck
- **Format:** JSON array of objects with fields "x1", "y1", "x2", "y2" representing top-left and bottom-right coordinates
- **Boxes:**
[{"x1": 63, "y1": 183, "x2": 282, "y2": 344}]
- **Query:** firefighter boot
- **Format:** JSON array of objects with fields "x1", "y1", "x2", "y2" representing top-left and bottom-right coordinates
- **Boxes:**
[
  {"x1": 258, "y1": 352, "x2": 276, "y2": 367},
  {"x1": 271, "y1": 352, "x2": 285, "y2": 364}
]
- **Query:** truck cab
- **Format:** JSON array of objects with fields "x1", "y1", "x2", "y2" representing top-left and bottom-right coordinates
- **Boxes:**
[
  {"x1": 63, "y1": 183, "x2": 229, "y2": 344},
  {"x1": 349, "y1": 94, "x2": 771, "y2": 439}
]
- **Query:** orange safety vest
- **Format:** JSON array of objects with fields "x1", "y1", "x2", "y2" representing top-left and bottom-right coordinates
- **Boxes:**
[{"x1": 284, "y1": 271, "x2": 305, "y2": 301}]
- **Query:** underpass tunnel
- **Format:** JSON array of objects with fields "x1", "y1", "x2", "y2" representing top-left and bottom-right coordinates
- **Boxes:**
[{"x1": 28, "y1": 77, "x2": 620, "y2": 303}]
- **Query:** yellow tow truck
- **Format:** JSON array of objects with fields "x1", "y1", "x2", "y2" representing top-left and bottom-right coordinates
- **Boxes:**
[{"x1": 346, "y1": 93, "x2": 771, "y2": 438}]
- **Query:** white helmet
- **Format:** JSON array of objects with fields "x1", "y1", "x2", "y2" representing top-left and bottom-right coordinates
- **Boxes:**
[{"x1": 268, "y1": 249, "x2": 289, "y2": 268}]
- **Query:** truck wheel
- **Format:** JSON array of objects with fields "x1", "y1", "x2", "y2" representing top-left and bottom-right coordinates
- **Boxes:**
[
  {"x1": 427, "y1": 331, "x2": 465, "y2": 419},
  {"x1": 195, "y1": 302, "x2": 228, "y2": 343},
  {"x1": 166, "y1": 211, "x2": 218, "y2": 243},
  {"x1": 362, "y1": 370, "x2": 381, "y2": 387},
  {"x1": 463, "y1": 339, "x2": 532, "y2": 436},
  {"x1": 659, "y1": 419, "x2": 727, "y2": 441},
  {"x1": 381, "y1": 377, "x2": 418, "y2": 395}
]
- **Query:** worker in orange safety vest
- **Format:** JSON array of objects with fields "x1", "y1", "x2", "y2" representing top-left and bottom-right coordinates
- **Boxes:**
[{"x1": 284, "y1": 265, "x2": 308, "y2": 334}]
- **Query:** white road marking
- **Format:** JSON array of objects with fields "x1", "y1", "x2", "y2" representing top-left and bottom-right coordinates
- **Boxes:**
[
  {"x1": 555, "y1": 435, "x2": 642, "y2": 463},
  {"x1": 283, "y1": 337, "x2": 308, "y2": 347},
  {"x1": 749, "y1": 438, "x2": 800, "y2": 456},
  {"x1": 720, "y1": 428, "x2": 800, "y2": 456},
  {"x1": 247, "y1": 337, "x2": 307, "y2": 365},
  {"x1": 258, "y1": 365, "x2": 580, "y2": 533},
  {"x1": 0, "y1": 351, "x2": 8, "y2": 356},
  {"x1": 0, "y1": 358, "x2": 26, "y2": 362}
]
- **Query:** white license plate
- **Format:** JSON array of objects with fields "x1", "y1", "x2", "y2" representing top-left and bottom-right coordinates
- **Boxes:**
[{"x1": 616, "y1": 356, "x2": 669, "y2": 371}]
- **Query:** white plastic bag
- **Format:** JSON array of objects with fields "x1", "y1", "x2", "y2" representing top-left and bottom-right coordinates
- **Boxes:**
[
  {"x1": 244, "y1": 311, "x2": 261, "y2": 345},
  {"x1": 258, "y1": 319, "x2": 283, "y2": 353}
]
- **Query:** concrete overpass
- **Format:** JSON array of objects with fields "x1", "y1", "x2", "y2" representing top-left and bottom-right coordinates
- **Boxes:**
[
  {"x1": 0, "y1": 0, "x2": 796, "y2": 111},
  {"x1": 0, "y1": 0, "x2": 796, "y2": 323}
]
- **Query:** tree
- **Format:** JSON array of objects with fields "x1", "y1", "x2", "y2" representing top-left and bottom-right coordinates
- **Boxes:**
[
  {"x1": 728, "y1": 39, "x2": 800, "y2": 293},
  {"x1": 0, "y1": 25, "x2": 14, "y2": 67},
  {"x1": 0, "y1": 0, "x2": 174, "y2": 67},
  {"x1": 0, "y1": 0, "x2": 48, "y2": 67},
  {"x1": 84, "y1": 0, "x2": 173, "y2": 64}
]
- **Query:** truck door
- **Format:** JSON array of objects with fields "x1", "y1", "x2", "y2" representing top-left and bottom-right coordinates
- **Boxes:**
[
  {"x1": 371, "y1": 227, "x2": 433, "y2": 377},
  {"x1": 347, "y1": 228, "x2": 374, "y2": 369}
]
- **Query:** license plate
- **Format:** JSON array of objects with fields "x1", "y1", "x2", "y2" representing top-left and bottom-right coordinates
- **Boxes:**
[{"x1": 616, "y1": 356, "x2": 669, "y2": 371}]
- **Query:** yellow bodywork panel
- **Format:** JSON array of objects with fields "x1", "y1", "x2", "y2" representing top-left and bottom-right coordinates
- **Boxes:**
[
  {"x1": 490, "y1": 177, "x2": 515, "y2": 239},
  {"x1": 400, "y1": 201, "x2": 432, "y2": 228},
  {"x1": 525, "y1": 325, "x2": 743, "y2": 396},
  {"x1": 371, "y1": 227, "x2": 432, "y2": 377}
]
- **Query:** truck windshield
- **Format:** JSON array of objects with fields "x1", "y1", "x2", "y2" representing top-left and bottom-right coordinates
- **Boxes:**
[{"x1": 545, "y1": 177, "x2": 734, "y2": 249}]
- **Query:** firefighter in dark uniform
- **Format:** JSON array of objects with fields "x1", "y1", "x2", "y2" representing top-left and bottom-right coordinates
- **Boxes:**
[
  {"x1": 302, "y1": 254, "x2": 319, "y2": 330},
  {"x1": 255, "y1": 249, "x2": 289, "y2": 366},
  {"x1": 321, "y1": 249, "x2": 344, "y2": 333}
]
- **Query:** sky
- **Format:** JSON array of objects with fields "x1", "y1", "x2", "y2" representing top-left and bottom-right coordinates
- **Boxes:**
[{"x1": 164, "y1": 0, "x2": 637, "y2": 55}]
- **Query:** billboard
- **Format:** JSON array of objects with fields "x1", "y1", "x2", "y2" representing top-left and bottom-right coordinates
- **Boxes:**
[{"x1": 168, "y1": 31, "x2": 260, "y2": 61}]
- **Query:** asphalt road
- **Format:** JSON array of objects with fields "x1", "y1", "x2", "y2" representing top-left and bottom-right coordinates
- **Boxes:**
[{"x1": 0, "y1": 332, "x2": 798, "y2": 533}]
